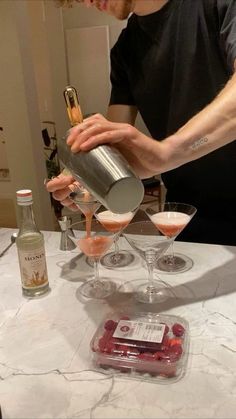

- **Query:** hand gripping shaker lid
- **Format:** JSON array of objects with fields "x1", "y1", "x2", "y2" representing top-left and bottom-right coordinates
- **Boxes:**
[{"x1": 58, "y1": 86, "x2": 144, "y2": 214}]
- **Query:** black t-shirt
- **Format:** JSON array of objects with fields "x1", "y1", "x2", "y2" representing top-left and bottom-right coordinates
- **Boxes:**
[{"x1": 109, "y1": 0, "x2": 236, "y2": 244}]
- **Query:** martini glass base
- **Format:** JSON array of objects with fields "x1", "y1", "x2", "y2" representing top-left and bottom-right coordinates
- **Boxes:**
[
  {"x1": 100, "y1": 250, "x2": 135, "y2": 269},
  {"x1": 78, "y1": 279, "x2": 116, "y2": 299},
  {"x1": 156, "y1": 253, "x2": 194, "y2": 274},
  {"x1": 134, "y1": 281, "x2": 171, "y2": 304}
]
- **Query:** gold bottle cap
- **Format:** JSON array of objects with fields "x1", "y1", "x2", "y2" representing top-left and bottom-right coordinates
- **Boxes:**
[{"x1": 63, "y1": 86, "x2": 83, "y2": 126}]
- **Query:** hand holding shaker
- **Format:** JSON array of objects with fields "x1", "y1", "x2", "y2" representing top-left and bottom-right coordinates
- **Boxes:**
[{"x1": 57, "y1": 86, "x2": 144, "y2": 214}]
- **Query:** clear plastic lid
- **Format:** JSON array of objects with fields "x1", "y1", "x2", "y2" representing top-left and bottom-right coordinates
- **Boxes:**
[{"x1": 90, "y1": 310, "x2": 189, "y2": 383}]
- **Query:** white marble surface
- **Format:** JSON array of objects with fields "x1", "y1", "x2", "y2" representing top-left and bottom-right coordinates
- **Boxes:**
[{"x1": 0, "y1": 227, "x2": 236, "y2": 418}]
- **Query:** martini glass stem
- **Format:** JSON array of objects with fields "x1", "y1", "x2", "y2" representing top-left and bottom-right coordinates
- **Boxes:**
[
  {"x1": 93, "y1": 257, "x2": 101, "y2": 288},
  {"x1": 146, "y1": 251, "x2": 157, "y2": 291},
  {"x1": 111, "y1": 235, "x2": 121, "y2": 263},
  {"x1": 165, "y1": 241, "x2": 175, "y2": 265}
]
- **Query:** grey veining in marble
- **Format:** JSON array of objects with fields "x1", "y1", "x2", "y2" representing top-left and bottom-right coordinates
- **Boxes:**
[{"x1": 0, "y1": 227, "x2": 236, "y2": 418}]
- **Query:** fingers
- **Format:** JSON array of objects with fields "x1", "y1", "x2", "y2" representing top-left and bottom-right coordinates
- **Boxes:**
[
  {"x1": 60, "y1": 198, "x2": 79, "y2": 212},
  {"x1": 52, "y1": 186, "x2": 79, "y2": 211},
  {"x1": 70, "y1": 123, "x2": 116, "y2": 152},
  {"x1": 67, "y1": 122, "x2": 92, "y2": 146},
  {"x1": 67, "y1": 122, "x2": 131, "y2": 153},
  {"x1": 51, "y1": 180, "x2": 79, "y2": 201},
  {"x1": 44, "y1": 173, "x2": 80, "y2": 211},
  {"x1": 45, "y1": 174, "x2": 76, "y2": 192},
  {"x1": 67, "y1": 114, "x2": 105, "y2": 146},
  {"x1": 79, "y1": 128, "x2": 129, "y2": 151}
]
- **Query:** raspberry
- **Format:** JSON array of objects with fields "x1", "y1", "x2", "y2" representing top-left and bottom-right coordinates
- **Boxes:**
[
  {"x1": 172, "y1": 323, "x2": 185, "y2": 337},
  {"x1": 98, "y1": 337, "x2": 107, "y2": 352},
  {"x1": 166, "y1": 344, "x2": 183, "y2": 361},
  {"x1": 160, "y1": 323, "x2": 170, "y2": 335},
  {"x1": 138, "y1": 352, "x2": 156, "y2": 361},
  {"x1": 162, "y1": 335, "x2": 170, "y2": 349},
  {"x1": 153, "y1": 351, "x2": 165, "y2": 361},
  {"x1": 102, "y1": 330, "x2": 113, "y2": 341},
  {"x1": 169, "y1": 338, "x2": 182, "y2": 347},
  {"x1": 154, "y1": 351, "x2": 171, "y2": 361},
  {"x1": 105, "y1": 341, "x2": 116, "y2": 354},
  {"x1": 104, "y1": 319, "x2": 118, "y2": 331},
  {"x1": 98, "y1": 336, "x2": 116, "y2": 354}
]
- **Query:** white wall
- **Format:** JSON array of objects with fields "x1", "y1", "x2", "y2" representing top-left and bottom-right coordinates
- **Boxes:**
[{"x1": 0, "y1": 0, "x2": 54, "y2": 229}]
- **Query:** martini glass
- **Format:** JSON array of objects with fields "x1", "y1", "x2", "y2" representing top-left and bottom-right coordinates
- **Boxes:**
[
  {"x1": 146, "y1": 202, "x2": 197, "y2": 273},
  {"x1": 69, "y1": 186, "x2": 101, "y2": 236},
  {"x1": 68, "y1": 219, "x2": 117, "y2": 299},
  {"x1": 70, "y1": 186, "x2": 101, "y2": 266},
  {"x1": 123, "y1": 221, "x2": 174, "y2": 303},
  {"x1": 95, "y1": 207, "x2": 137, "y2": 268}
]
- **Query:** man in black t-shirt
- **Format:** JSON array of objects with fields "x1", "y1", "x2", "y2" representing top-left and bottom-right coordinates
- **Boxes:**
[{"x1": 49, "y1": 0, "x2": 236, "y2": 245}]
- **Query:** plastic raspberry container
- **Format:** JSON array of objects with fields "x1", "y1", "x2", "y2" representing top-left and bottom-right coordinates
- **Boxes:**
[{"x1": 90, "y1": 310, "x2": 189, "y2": 383}]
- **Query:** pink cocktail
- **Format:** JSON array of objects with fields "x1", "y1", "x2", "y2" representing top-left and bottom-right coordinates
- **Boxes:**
[
  {"x1": 95, "y1": 209, "x2": 137, "y2": 268},
  {"x1": 150, "y1": 212, "x2": 191, "y2": 238},
  {"x1": 146, "y1": 202, "x2": 197, "y2": 273},
  {"x1": 68, "y1": 219, "x2": 117, "y2": 299},
  {"x1": 78, "y1": 235, "x2": 113, "y2": 258},
  {"x1": 96, "y1": 210, "x2": 134, "y2": 233}
]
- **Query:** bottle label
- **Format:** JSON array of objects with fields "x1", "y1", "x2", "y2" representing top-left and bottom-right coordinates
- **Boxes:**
[
  {"x1": 113, "y1": 320, "x2": 165, "y2": 343},
  {"x1": 18, "y1": 245, "x2": 49, "y2": 290}
]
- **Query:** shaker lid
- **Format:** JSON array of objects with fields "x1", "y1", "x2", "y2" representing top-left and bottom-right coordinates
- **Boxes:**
[{"x1": 16, "y1": 189, "x2": 33, "y2": 205}]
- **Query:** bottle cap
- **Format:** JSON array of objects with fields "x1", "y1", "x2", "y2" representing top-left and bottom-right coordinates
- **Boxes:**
[{"x1": 16, "y1": 189, "x2": 33, "y2": 205}]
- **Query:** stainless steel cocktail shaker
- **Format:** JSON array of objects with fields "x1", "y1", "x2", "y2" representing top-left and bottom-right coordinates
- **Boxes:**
[{"x1": 58, "y1": 86, "x2": 144, "y2": 214}]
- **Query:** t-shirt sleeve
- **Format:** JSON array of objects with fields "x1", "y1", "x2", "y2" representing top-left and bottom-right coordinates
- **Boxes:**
[
  {"x1": 217, "y1": 0, "x2": 236, "y2": 71},
  {"x1": 109, "y1": 30, "x2": 136, "y2": 106}
]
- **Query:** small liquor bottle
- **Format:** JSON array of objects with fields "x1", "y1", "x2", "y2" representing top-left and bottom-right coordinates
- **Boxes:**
[{"x1": 16, "y1": 189, "x2": 50, "y2": 297}]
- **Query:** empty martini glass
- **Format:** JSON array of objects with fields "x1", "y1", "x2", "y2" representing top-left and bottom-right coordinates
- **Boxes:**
[
  {"x1": 146, "y1": 202, "x2": 197, "y2": 273},
  {"x1": 68, "y1": 219, "x2": 117, "y2": 299},
  {"x1": 94, "y1": 207, "x2": 137, "y2": 268},
  {"x1": 123, "y1": 220, "x2": 174, "y2": 303}
]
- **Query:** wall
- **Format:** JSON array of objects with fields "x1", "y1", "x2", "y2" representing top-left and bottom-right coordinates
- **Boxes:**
[{"x1": 0, "y1": 0, "x2": 54, "y2": 229}]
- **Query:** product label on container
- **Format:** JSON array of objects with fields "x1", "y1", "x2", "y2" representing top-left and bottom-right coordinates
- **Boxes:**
[
  {"x1": 18, "y1": 245, "x2": 48, "y2": 289},
  {"x1": 113, "y1": 320, "x2": 165, "y2": 343}
]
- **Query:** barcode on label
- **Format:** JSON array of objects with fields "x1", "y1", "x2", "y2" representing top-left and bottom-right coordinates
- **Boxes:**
[
  {"x1": 113, "y1": 320, "x2": 165, "y2": 343},
  {"x1": 145, "y1": 324, "x2": 163, "y2": 331}
]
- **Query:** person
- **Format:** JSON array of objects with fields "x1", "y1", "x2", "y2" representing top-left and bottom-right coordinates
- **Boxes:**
[{"x1": 47, "y1": 0, "x2": 236, "y2": 245}]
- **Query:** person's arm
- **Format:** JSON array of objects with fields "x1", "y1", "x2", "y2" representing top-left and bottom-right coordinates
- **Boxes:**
[
  {"x1": 107, "y1": 104, "x2": 138, "y2": 125},
  {"x1": 161, "y1": 64, "x2": 236, "y2": 170},
  {"x1": 66, "y1": 64, "x2": 236, "y2": 178}
]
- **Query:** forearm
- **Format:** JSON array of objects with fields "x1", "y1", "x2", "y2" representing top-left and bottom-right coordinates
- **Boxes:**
[
  {"x1": 107, "y1": 104, "x2": 138, "y2": 124},
  {"x1": 161, "y1": 72, "x2": 236, "y2": 171}
]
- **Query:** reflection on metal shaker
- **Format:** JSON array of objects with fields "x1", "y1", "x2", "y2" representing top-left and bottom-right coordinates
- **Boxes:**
[{"x1": 58, "y1": 86, "x2": 144, "y2": 214}]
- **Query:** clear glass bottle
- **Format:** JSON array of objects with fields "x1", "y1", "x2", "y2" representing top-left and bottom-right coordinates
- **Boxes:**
[{"x1": 16, "y1": 189, "x2": 50, "y2": 297}]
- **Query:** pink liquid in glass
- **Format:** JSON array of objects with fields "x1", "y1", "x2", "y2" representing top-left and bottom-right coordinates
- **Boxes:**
[
  {"x1": 96, "y1": 210, "x2": 133, "y2": 233},
  {"x1": 78, "y1": 235, "x2": 113, "y2": 258},
  {"x1": 150, "y1": 212, "x2": 191, "y2": 237}
]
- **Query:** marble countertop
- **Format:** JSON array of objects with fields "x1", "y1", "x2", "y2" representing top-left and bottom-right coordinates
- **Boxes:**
[{"x1": 0, "y1": 227, "x2": 236, "y2": 419}]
